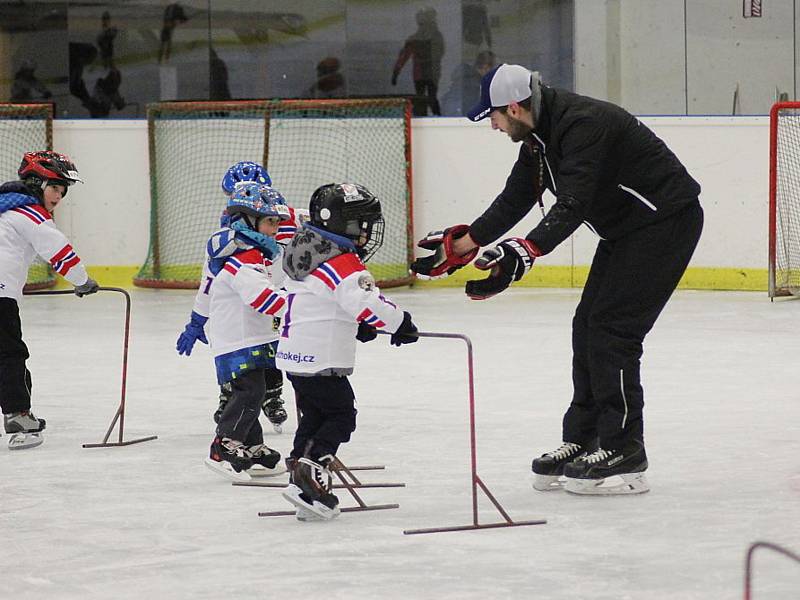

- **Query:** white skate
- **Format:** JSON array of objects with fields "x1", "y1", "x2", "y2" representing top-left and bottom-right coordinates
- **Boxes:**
[
  {"x1": 7, "y1": 431, "x2": 44, "y2": 450},
  {"x1": 204, "y1": 457, "x2": 252, "y2": 482},
  {"x1": 564, "y1": 472, "x2": 650, "y2": 495}
]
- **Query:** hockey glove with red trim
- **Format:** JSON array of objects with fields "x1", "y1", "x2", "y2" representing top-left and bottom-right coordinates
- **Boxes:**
[
  {"x1": 465, "y1": 238, "x2": 541, "y2": 300},
  {"x1": 356, "y1": 321, "x2": 378, "y2": 343},
  {"x1": 390, "y1": 311, "x2": 419, "y2": 346},
  {"x1": 410, "y1": 224, "x2": 480, "y2": 280}
]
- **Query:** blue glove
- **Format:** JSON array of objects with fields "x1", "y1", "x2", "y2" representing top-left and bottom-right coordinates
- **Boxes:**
[{"x1": 176, "y1": 311, "x2": 208, "y2": 356}]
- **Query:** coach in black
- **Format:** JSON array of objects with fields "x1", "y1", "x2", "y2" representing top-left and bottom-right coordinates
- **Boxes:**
[{"x1": 411, "y1": 64, "x2": 703, "y2": 495}]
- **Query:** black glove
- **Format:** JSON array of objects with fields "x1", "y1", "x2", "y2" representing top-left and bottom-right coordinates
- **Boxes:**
[
  {"x1": 74, "y1": 277, "x2": 100, "y2": 297},
  {"x1": 465, "y1": 238, "x2": 540, "y2": 300},
  {"x1": 356, "y1": 321, "x2": 378, "y2": 343},
  {"x1": 390, "y1": 311, "x2": 418, "y2": 346},
  {"x1": 410, "y1": 224, "x2": 479, "y2": 280}
]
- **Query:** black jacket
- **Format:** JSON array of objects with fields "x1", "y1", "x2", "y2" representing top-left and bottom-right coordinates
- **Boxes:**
[{"x1": 469, "y1": 85, "x2": 701, "y2": 254}]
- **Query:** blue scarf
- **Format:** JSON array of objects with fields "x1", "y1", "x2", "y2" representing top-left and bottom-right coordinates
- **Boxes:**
[
  {"x1": 0, "y1": 192, "x2": 38, "y2": 215},
  {"x1": 230, "y1": 220, "x2": 279, "y2": 259}
]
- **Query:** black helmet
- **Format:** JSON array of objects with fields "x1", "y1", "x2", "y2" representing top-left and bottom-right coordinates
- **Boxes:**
[{"x1": 309, "y1": 183, "x2": 385, "y2": 261}]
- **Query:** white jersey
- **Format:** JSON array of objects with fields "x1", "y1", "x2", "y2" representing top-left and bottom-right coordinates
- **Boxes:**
[
  {"x1": 0, "y1": 204, "x2": 89, "y2": 301},
  {"x1": 276, "y1": 252, "x2": 405, "y2": 375},
  {"x1": 206, "y1": 248, "x2": 287, "y2": 357}
]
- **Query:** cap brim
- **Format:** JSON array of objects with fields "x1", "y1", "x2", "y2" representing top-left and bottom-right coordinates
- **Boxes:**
[{"x1": 466, "y1": 102, "x2": 492, "y2": 122}]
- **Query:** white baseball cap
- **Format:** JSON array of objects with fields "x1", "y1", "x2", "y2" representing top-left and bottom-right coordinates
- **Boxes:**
[{"x1": 467, "y1": 64, "x2": 533, "y2": 122}]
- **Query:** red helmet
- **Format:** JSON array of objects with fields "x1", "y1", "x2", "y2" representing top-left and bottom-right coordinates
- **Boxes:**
[{"x1": 18, "y1": 151, "x2": 83, "y2": 195}]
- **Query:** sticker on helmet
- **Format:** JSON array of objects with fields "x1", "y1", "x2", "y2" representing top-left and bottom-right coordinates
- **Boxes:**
[{"x1": 341, "y1": 183, "x2": 363, "y2": 203}]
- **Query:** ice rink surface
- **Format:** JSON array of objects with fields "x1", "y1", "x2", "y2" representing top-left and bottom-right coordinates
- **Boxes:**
[{"x1": 1, "y1": 287, "x2": 798, "y2": 600}]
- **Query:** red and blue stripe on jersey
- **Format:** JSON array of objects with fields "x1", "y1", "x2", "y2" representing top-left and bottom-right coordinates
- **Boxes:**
[
  {"x1": 222, "y1": 249, "x2": 285, "y2": 315},
  {"x1": 12, "y1": 204, "x2": 51, "y2": 225},
  {"x1": 356, "y1": 308, "x2": 386, "y2": 329},
  {"x1": 50, "y1": 244, "x2": 81, "y2": 277},
  {"x1": 311, "y1": 253, "x2": 365, "y2": 291}
]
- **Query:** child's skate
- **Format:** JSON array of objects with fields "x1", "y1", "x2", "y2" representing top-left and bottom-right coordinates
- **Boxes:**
[
  {"x1": 245, "y1": 443, "x2": 285, "y2": 477},
  {"x1": 282, "y1": 454, "x2": 340, "y2": 521},
  {"x1": 4, "y1": 411, "x2": 46, "y2": 450},
  {"x1": 204, "y1": 436, "x2": 253, "y2": 482},
  {"x1": 262, "y1": 396, "x2": 288, "y2": 433}
]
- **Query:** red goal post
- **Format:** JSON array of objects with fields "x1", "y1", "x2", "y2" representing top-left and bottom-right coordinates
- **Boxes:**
[{"x1": 134, "y1": 98, "x2": 414, "y2": 290}]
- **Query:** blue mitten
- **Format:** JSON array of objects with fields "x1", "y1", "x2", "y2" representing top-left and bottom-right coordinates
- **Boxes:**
[{"x1": 176, "y1": 311, "x2": 209, "y2": 356}]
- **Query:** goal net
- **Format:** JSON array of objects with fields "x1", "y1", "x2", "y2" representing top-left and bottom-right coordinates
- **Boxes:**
[
  {"x1": 0, "y1": 104, "x2": 55, "y2": 290},
  {"x1": 135, "y1": 99, "x2": 413, "y2": 289}
]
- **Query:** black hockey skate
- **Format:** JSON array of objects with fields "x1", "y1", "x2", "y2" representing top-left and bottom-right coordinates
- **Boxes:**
[
  {"x1": 563, "y1": 441, "x2": 649, "y2": 495},
  {"x1": 262, "y1": 397, "x2": 288, "y2": 433},
  {"x1": 213, "y1": 383, "x2": 233, "y2": 424},
  {"x1": 244, "y1": 443, "x2": 285, "y2": 477},
  {"x1": 281, "y1": 454, "x2": 340, "y2": 521},
  {"x1": 4, "y1": 411, "x2": 46, "y2": 450},
  {"x1": 204, "y1": 436, "x2": 253, "y2": 482},
  {"x1": 531, "y1": 441, "x2": 596, "y2": 491}
]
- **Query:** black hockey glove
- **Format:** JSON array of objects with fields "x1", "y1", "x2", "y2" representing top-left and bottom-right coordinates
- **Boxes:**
[
  {"x1": 410, "y1": 224, "x2": 480, "y2": 280},
  {"x1": 390, "y1": 311, "x2": 418, "y2": 346},
  {"x1": 356, "y1": 321, "x2": 378, "y2": 343},
  {"x1": 465, "y1": 238, "x2": 540, "y2": 301},
  {"x1": 74, "y1": 277, "x2": 100, "y2": 297}
]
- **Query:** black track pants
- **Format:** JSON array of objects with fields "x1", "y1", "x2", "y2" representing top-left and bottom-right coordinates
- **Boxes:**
[
  {"x1": 0, "y1": 298, "x2": 32, "y2": 415},
  {"x1": 287, "y1": 374, "x2": 357, "y2": 462},
  {"x1": 216, "y1": 368, "x2": 264, "y2": 446},
  {"x1": 563, "y1": 200, "x2": 704, "y2": 450}
]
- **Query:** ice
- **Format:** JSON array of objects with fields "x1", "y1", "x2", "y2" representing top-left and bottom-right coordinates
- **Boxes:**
[{"x1": 1, "y1": 288, "x2": 798, "y2": 599}]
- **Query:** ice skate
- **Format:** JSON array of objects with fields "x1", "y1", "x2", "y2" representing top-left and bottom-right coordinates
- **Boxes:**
[
  {"x1": 4, "y1": 411, "x2": 46, "y2": 451},
  {"x1": 262, "y1": 396, "x2": 288, "y2": 433},
  {"x1": 213, "y1": 383, "x2": 232, "y2": 424},
  {"x1": 204, "y1": 437, "x2": 253, "y2": 482},
  {"x1": 531, "y1": 441, "x2": 595, "y2": 491},
  {"x1": 563, "y1": 441, "x2": 650, "y2": 496},
  {"x1": 281, "y1": 455, "x2": 340, "y2": 520},
  {"x1": 245, "y1": 443, "x2": 286, "y2": 477}
]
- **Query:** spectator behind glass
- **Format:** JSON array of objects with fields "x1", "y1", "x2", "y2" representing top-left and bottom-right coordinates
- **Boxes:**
[
  {"x1": 308, "y1": 57, "x2": 345, "y2": 99},
  {"x1": 97, "y1": 10, "x2": 118, "y2": 69},
  {"x1": 209, "y1": 47, "x2": 231, "y2": 100},
  {"x1": 159, "y1": 3, "x2": 189, "y2": 64},
  {"x1": 391, "y1": 7, "x2": 444, "y2": 116},
  {"x1": 441, "y1": 50, "x2": 496, "y2": 116},
  {"x1": 10, "y1": 61, "x2": 52, "y2": 102}
]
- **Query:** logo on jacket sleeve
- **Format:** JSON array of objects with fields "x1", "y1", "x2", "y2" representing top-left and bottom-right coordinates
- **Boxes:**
[{"x1": 357, "y1": 272, "x2": 375, "y2": 291}]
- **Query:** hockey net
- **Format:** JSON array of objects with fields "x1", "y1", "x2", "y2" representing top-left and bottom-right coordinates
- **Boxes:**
[
  {"x1": 135, "y1": 99, "x2": 413, "y2": 289},
  {"x1": 0, "y1": 104, "x2": 55, "y2": 290}
]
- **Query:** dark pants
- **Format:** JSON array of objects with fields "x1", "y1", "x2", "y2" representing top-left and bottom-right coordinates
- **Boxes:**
[
  {"x1": 563, "y1": 200, "x2": 703, "y2": 451},
  {"x1": 0, "y1": 298, "x2": 32, "y2": 415},
  {"x1": 216, "y1": 369, "x2": 264, "y2": 446},
  {"x1": 287, "y1": 374, "x2": 357, "y2": 462},
  {"x1": 413, "y1": 80, "x2": 441, "y2": 116}
]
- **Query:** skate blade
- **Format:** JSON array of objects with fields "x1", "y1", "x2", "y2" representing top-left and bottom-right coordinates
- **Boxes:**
[
  {"x1": 532, "y1": 473, "x2": 565, "y2": 491},
  {"x1": 281, "y1": 484, "x2": 340, "y2": 521},
  {"x1": 204, "y1": 457, "x2": 252, "y2": 482},
  {"x1": 295, "y1": 507, "x2": 325, "y2": 522},
  {"x1": 248, "y1": 463, "x2": 287, "y2": 477},
  {"x1": 564, "y1": 472, "x2": 650, "y2": 496},
  {"x1": 7, "y1": 432, "x2": 43, "y2": 450}
]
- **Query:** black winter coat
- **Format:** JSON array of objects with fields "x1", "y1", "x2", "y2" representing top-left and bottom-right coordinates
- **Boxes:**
[{"x1": 469, "y1": 85, "x2": 701, "y2": 254}]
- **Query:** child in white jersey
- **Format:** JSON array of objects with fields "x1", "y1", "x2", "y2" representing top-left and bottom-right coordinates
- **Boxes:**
[
  {"x1": 0, "y1": 151, "x2": 98, "y2": 450},
  {"x1": 202, "y1": 182, "x2": 291, "y2": 481},
  {"x1": 176, "y1": 161, "x2": 307, "y2": 432},
  {"x1": 277, "y1": 183, "x2": 418, "y2": 520}
]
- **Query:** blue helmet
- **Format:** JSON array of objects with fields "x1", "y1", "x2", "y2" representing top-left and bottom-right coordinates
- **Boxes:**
[
  {"x1": 221, "y1": 161, "x2": 271, "y2": 195},
  {"x1": 226, "y1": 182, "x2": 289, "y2": 230}
]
